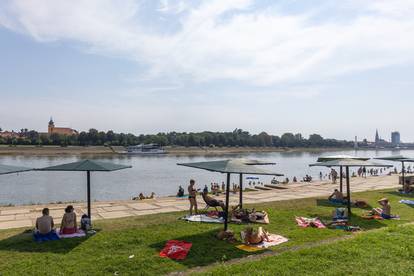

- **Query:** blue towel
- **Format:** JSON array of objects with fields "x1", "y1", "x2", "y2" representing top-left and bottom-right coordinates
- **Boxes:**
[
  {"x1": 33, "y1": 231, "x2": 60, "y2": 242},
  {"x1": 400, "y1": 199, "x2": 414, "y2": 205}
]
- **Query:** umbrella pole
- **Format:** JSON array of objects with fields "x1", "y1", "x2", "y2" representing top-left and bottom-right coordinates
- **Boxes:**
[
  {"x1": 339, "y1": 166, "x2": 343, "y2": 193},
  {"x1": 239, "y1": 173, "x2": 243, "y2": 209},
  {"x1": 87, "y1": 170, "x2": 91, "y2": 221},
  {"x1": 346, "y1": 166, "x2": 351, "y2": 215},
  {"x1": 224, "y1": 173, "x2": 231, "y2": 231},
  {"x1": 402, "y1": 161, "x2": 405, "y2": 189}
]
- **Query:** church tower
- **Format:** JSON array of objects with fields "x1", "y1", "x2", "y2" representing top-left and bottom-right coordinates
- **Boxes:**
[
  {"x1": 48, "y1": 117, "x2": 55, "y2": 134},
  {"x1": 375, "y1": 129, "x2": 380, "y2": 144}
]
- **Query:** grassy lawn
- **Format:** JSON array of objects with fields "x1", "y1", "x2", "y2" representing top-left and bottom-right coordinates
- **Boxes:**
[
  {"x1": 0, "y1": 188, "x2": 413, "y2": 275},
  {"x1": 196, "y1": 223, "x2": 414, "y2": 276}
]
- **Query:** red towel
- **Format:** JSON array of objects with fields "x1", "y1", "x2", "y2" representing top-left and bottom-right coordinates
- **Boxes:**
[{"x1": 159, "y1": 240, "x2": 192, "y2": 260}]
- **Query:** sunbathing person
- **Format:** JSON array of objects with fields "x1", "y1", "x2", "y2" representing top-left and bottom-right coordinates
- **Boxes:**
[
  {"x1": 372, "y1": 198, "x2": 392, "y2": 219},
  {"x1": 35, "y1": 208, "x2": 55, "y2": 235},
  {"x1": 146, "y1": 192, "x2": 155, "y2": 199},
  {"x1": 328, "y1": 189, "x2": 348, "y2": 204},
  {"x1": 202, "y1": 190, "x2": 225, "y2": 210},
  {"x1": 60, "y1": 205, "x2": 77, "y2": 235},
  {"x1": 243, "y1": 226, "x2": 270, "y2": 245}
]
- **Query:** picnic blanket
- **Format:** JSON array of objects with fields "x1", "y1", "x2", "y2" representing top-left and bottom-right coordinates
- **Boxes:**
[
  {"x1": 237, "y1": 232, "x2": 288, "y2": 252},
  {"x1": 33, "y1": 231, "x2": 60, "y2": 242},
  {"x1": 182, "y1": 214, "x2": 224, "y2": 223},
  {"x1": 295, "y1": 217, "x2": 326, "y2": 228},
  {"x1": 400, "y1": 199, "x2": 414, "y2": 205},
  {"x1": 159, "y1": 240, "x2": 192, "y2": 260},
  {"x1": 56, "y1": 228, "x2": 86, "y2": 239}
]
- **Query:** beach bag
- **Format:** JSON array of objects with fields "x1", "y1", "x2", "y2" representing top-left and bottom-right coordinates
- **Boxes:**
[
  {"x1": 81, "y1": 214, "x2": 91, "y2": 231},
  {"x1": 333, "y1": 208, "x2": 348, "y2": 221}
]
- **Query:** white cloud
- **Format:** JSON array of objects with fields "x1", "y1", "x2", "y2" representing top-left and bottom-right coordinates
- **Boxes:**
[{"x1": 1, "y1": 0, "x2": 414, "y2": 87}]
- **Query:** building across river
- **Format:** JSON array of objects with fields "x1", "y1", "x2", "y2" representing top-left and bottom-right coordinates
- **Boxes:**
[{"x1": 47, "y1": 117, "x2": 77, "y2": 136}]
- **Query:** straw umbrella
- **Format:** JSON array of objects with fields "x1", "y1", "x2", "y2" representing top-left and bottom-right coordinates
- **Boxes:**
[
  {"x1": 310, "y1": 159, "x2": 392, "y2": 214},
  {"x1": 37, "y1": 160, "x2": 131, "y2": 222},
  {"x1": 374, "y1": 156, "x2": 414, "y2": 189},
  {"x1": 177, "y1": 159, "x2": 283, "y2": 231},
  {"x1": 317, "y1": 155, "x2": 369, "y2": 193},
  {"x1": 0, "y1": 164, "x2": 32, "y2": 175}
]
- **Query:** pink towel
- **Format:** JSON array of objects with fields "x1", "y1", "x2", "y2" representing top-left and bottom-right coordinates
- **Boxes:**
[{"x1": 295, "y1": 217, "x2": 326, "y2": 229}]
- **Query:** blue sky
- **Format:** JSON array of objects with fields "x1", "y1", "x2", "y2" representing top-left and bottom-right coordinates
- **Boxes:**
[{"x1": 1, "y1": 0, "x2": 414, "y2": 142}]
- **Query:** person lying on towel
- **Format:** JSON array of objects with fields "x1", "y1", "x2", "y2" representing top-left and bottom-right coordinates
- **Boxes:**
[
  {"x1": 372, "y1": 198, "x2": 392, "y2": 219},
  {"x1": 244, "y1": 226, "x2": 270, "y2": 245},
  {"x1": 60, "y1": 205, "x2": 77, "y2": 234},
  {"x1": 35, "y1": 208, "x2": 55, "y2": 235},
  {"x1": 328, "y1": 189, "x2": 348, "y2": 204}
]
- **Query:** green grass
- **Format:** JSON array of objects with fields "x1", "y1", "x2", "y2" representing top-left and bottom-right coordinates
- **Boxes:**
[
  {"x1": 0, "y1": 188, "x2": 413, "y2": 275},
  {"x1": 196, "y1": 223, "x2": 414, "y2": 276}
]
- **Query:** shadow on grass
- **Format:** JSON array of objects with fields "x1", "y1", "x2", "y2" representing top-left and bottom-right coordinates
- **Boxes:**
[
  {"x1": 316, "y1": 199, "x2": 372, "y2": 210},
  {"x1": 311, "y1": 211, "x2": 388, "y2": 231},
  {"x1": 149, "y1": 228, "x2": 260, "y2": 268},
  {"x1": 0, "y1": 229, "x2": 95, "y2": 254},
  {"x1": 385, "y1": 191, "x2": 414, "y2": 198}
]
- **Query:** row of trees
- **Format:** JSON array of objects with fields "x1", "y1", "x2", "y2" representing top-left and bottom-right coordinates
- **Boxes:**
[{"x1": 0, "y1": 128, "x2": 353, "y2": 148}]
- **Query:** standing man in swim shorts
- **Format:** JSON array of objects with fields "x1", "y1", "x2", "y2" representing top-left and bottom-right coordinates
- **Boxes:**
[{"x1": 188, "y1": 179, "x2": 198, "y2": 215}]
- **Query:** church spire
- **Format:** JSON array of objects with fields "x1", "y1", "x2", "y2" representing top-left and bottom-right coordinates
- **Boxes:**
[{"x1": 375, "y1": 129, "x2": 380, "y2": 143}]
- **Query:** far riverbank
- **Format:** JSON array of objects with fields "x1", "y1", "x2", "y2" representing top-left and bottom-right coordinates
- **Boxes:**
[{"x1": 0, "y1": 145, "x2": 398, "y2": 156}]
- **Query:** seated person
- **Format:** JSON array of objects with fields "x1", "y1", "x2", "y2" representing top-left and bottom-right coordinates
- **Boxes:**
[
  {"x1": 60, "y1": 205, "x2": 77, "y2": 234},
  {"x1": 35, "y1": 208, "x2": 55, "y2": 235},
  {"x1": 177, "y1": 186, "x2": 185, "y2": 197},
  {"x1": 146, "y1": 192, "x2": 155, "y2": 199},
  {"x1": 139, "y1": 193, "x2": 145, "y2": 200},
  {"x1": 243, "y1": 226, "x2": 270, "y2": 245},
  {"x1": 202, "y1": 191, "x2": 225, "y2": 210},
  {"x1": 372, "y1": 198, "x2": 392, "y2": 219},
  {"x1": 328, "y1": 189, "x2": 348, "y2": 204},
  {"x1": 293, "y1": 176, "x2": 297, "y2": 183}
]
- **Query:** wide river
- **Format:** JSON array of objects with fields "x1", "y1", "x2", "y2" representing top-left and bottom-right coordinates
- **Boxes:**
[{"x1": 0, "y1": 149, "x2": 410, "y2": 205}]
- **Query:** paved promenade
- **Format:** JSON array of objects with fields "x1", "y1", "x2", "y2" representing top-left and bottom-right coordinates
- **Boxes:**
[{"x1": 0, "y1": 175, "x2": 400, "y2": 230}]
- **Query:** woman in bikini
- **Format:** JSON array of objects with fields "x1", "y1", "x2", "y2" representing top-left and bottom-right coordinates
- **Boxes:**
[
  {"x1": 244, "y1": 226, "x2": 270, "y2": 245},
  {"x1": 188, "y1": 179, "x2": 198, "y2": 215},
  {"x1": 60, "y1": 205, "x2": 77, "y2": 234}
]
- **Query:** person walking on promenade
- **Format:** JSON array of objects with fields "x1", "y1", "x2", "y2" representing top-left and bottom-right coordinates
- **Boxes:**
[
  {"x1": 331, "y1": 169, "x2": 338, "y2": 184},
  {"x1": 188, "y1": 179, "x2": 198, "y2": 215}
]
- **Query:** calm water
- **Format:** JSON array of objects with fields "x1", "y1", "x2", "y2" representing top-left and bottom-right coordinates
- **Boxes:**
[{"x1": 0, "y1": 149, "x2": 409, "y2": 205}]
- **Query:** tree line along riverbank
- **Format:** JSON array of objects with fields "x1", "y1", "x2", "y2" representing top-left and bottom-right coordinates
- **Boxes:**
[{"x1": 0, "y1": 145, "x2": 381, "y2": 156}]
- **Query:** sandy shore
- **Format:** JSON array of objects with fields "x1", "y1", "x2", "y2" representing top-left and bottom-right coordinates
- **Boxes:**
[{"x1": 0, "y1": 145, "x2": 357, "y2": 156}]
